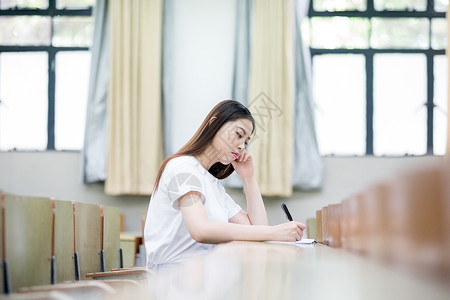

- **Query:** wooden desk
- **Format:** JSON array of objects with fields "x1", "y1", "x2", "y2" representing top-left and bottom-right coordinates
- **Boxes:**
[{"x1": 144, "y1": 241, "x2": 450, "y2": 300}]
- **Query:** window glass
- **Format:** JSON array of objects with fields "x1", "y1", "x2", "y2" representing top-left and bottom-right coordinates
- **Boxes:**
[
  {"x1": 52, "y1": 16, "x2": 94, "y2": 47},
  {"x1": 56, "y1": 0, "x2": 95, "y2": 9},
  {"x1": 433, "y1": 55, "x2": 448, "y2": 155},
  {"x1": 373, "y1": 54, "x2": 427, "y2": 156},
  {"x1": 311, "y1": 17, "x2": 370, "y2": 49},
  {"x1": 435, "y1": 0, "x2": 448, "y2": 12},
  {"x1": 374, "y1": 0, "x2": 426, "y2": 11},
  {"x1": 0, "y1": 0, "x2": 48, "y2": 9},
  {"x1": 313, "y1": 0, "x2": 367, "y2": 11},
  {"x1": 371, "y1": 18, "x2": 429, "y2": 49},
  {"x1": 0, "y1": 16, "x2": 51, "y2": 46},
  {"x1": 313, "y1": 54, "x2": 366, "y2": 155},
  {"x1": 0, "y1": 52, "x2": 48, "y2": 150},
  {"x1": 55, "y1": 51, "x2": 91, "y2": 150},
  {"x1": 431, "y1": 18, "x2": 447, "y2": 50}
]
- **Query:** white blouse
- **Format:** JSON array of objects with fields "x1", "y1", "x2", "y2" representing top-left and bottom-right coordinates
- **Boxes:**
[{"x1": 144, "y1": 156, "x2": 242, "y2": 269}]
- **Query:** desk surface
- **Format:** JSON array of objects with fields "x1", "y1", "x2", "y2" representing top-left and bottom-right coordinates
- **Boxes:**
[{"x1": 144, "y1": 241, "x2": 449, "y2": 300}]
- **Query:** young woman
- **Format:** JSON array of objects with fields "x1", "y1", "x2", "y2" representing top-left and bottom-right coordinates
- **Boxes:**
[{"x1": 144, "y1": 100, "x2": 305, "y2": 271}]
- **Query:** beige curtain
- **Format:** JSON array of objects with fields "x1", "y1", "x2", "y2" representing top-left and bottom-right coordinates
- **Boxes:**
[
  {"x1": 106, "y1": 0, "x2": 163, "y2": 195},
  {"x1": 248, "y1": 0, "x2": 295, "y2": 196}
]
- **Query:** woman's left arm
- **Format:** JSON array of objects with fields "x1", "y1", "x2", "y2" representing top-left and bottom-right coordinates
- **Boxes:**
[{"x1": 230, "y1": 151, "x2": 268, "y2": 226}]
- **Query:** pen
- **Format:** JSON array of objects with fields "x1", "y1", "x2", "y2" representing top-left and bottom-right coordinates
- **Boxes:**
[{"x1": 281, "y1": 202, "x2": 293, "y2": 221}]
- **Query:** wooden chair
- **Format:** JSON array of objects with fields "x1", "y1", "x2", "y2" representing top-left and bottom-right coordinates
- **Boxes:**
[
  {"x1": 54, "y1": 199, "x2": 75, "y2": 283},
  {"x1": 73, "y1": 202, "x2": 101, "y2": 280},
  {"x1": 345, "y1": 194, "x2": 364, "y2": 254},
  {"x1": 327, "y1": 204, "x2": 341, "y2": 248},
  {"x1": 1, "y1": 193, "x2": 52, "y2": 293},
  {"x1": 1, "y1": 192, "x2": 6, "y2": 294},
  {"x1": 388, "y1": 167, "x2": 447, "y2": 274},
  {"x1": 321, "y1": 206, "x2": 328, "y2": 245},
  {"x1": 102, "y1": 206, "x2": 121, "y2": 272},
  {"x1": 315, "y1": 210, "x2": 323, "y2": 244},
  {"x1": 86, "y1": 206, "x2": 150, "y2": 281},
  {"x1": 306, "y1": 218, "x2": 316, "y2": 240},
  {"x1": 340, "y1": 198, "x2": 350, "y2": 250},
  {"x1": 363, "y1": 181, "x2": 392, "y2": 262}
]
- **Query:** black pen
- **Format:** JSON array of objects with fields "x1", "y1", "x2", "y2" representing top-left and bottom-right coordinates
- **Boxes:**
[{"x1": 281, "y1": 202, "x2": 293, "y2": 221}]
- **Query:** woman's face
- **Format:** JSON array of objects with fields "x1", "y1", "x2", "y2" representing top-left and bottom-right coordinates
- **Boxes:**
[{"x1": 211, "y1": 118, "x2": 253, "y2": 165}]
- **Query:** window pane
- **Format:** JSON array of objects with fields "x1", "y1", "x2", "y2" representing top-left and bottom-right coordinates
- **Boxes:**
[
  {"x1": 374, "y1": 54, "x2": 427, "y2": 156},
  {"x1": 0, "y1": 0, "x2": 48, "y2": 9},
  {"x1": 0, "y1": 52, "x2": 48, "y2": 151},
  {"x1": 374, "y1": 0, "x2": 426, "y2": 11},
  {"x1": 52, "y1": 16, "x2": 94, "y2": 47},
  {"x1": 313, "y1": 54, "x2": 366, "y2": 155},
  {"x1": 434, "y1": 55, "x2": 448, "y2": 155},
  {"x1": 0, "y1": 16, "x2": 51, "y2": 46},
  {"x1": 435, "y1": 0, "x2": 448, "y2": 12},
  {"x1": 56, "y1": 0, "x2": 95, "y2": 9},
  {"x1": 371, "y1": 18, "x2": 429, "y2": 49},
  {"x1": 313, "y1": 0, "x2": 367, "y2": 11},
  {"x1": 431, "y1": 18, "x2": 448, "y2": 50},
  {"x1": 311, "y1": 17, "x2": 370, "y2": 49},
  {"x1": 55, "y1": 51, "x2": 91, "y2": 150}
]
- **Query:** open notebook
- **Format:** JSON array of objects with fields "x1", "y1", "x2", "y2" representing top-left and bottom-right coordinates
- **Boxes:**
[{"x1": 265, "y1": 239, "x2": 317, "y2": 245}]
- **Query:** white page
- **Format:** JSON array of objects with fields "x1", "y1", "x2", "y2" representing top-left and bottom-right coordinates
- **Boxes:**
[{"x1": 265, "y1": 239, "x2": 317, "y2": 245}]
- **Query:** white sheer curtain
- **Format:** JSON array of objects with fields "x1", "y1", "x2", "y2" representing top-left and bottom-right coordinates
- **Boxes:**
[
  {"x1": 83, "y1": 0, "x2": 109, "y2": 183},
  {"x1": 292, "y1": 0, "x2": 323, "y2": 189},
  {"x1": 82, "y1": 0, "x2": 322, "y2": 193},
  {"x1": 221, "y1": 0, "x2": 251, "y2": 188},
  {"x1": 227, "y1": 0, "x2": 323, "y2": 191}
]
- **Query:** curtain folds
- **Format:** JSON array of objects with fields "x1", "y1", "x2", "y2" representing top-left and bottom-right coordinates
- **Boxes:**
[
  {"x1": 231, "y1": 0, "x2": 251, "y2": 105},
  {"x1": 106, "y1": 0, "x2": 164, "y2": 195},
  {"x1": 222, "y1": 0, "x2": 252, "y2": 188},
  {"x1": 242, "y1": 0, "x2": 322, "y2": 196},
  {"x1": 247, "y1": 0, "x2": 295, "y2": 196},
  {"x1": 82, "y1": 0, "x2": 109, "y2": 183},
  {"x1": 83, "y1": 0, "x2": 322, "y2": 195},
  {"x1": 292, "y1": 0, "x2": 323, "y2": 190},
  {"x1": 162, "y1": 0, "x2": 175, "y2": 159}
]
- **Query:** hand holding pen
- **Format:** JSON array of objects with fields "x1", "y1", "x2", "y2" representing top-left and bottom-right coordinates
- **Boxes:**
[{"x1": 276, "y1": 202, "x2": 305, "y2": 241}]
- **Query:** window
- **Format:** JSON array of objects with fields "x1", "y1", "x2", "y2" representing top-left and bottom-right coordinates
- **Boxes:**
[
  {"x1": 0, "y1": 0, "x2": 94, "y2": 151},
  {"x1": 307, "y1": 0, "x2": 447, "y2": 156}
]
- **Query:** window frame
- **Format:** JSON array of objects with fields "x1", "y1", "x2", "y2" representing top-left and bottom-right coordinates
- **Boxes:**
[
  {"x1": 308, "y1": 0, "x2": 446, "y2": 155},
  {"x1": 0, "y1": 0, "x2": 92, "y2": 150}
]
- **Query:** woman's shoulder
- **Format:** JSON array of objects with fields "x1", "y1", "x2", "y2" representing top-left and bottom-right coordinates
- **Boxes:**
[{"x1": 165, "y1": 156, "x2": 200, "y2": 174}]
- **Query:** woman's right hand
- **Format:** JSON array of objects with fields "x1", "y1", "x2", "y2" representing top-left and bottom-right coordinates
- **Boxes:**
[{"x1": 270, "y1": 221, "x2": 306, "y2": 242}]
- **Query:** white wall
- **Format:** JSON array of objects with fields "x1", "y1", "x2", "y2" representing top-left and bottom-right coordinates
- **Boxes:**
[
  {"x1": 0, "y1": 151, "x2": 148, "y2": 233},
  {"x1": 229, "y1": 155, "x2": 444, "y2": 227},
  {"x1": 0, "y1": 151, "x2": 443, "y2": 232}
]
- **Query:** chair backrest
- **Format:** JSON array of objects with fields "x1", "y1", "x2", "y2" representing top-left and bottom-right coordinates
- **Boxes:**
[
  {"x1": 4, "y1": 194, "x2": 52, "y2": 292},
  {"x1": 1, "y1": 192, "x2": 4, "y2": 293},
  {"x1": 103, "y1": 206, "x2": 121, "y2": 271},
  {"x1": 54, "y1": 200, "x2": 75, "y2": 283},
  {"x1": 73, "y1": 202, "x2": 101, "y2": 279},
  {"x1": 306, "y1": 218, "x2": 316, "y2": 240},
  {"x1": 315, "y1": 210, "x2": 323, "y2": 243},
  {"x1": 0, "y1": 192, "x2": 122, "y2": 291}
]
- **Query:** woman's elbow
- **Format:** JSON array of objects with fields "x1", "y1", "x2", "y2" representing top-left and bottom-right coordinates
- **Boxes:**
[{"x1": 188, "y1": 225, "x2": 210, "y2": 243}]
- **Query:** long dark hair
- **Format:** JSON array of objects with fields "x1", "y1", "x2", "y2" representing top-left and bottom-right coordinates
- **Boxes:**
[{"x1": 153, "y1": 100, "x2": 255, "y2": 192}]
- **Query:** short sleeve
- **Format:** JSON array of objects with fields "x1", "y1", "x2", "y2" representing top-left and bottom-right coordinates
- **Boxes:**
[
  {"x1": 224, "y1": 193, "x2": 242, "y2": 219},
  {"x1": 166, "y1": 163, "x2": 205, "y2": 209}
]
